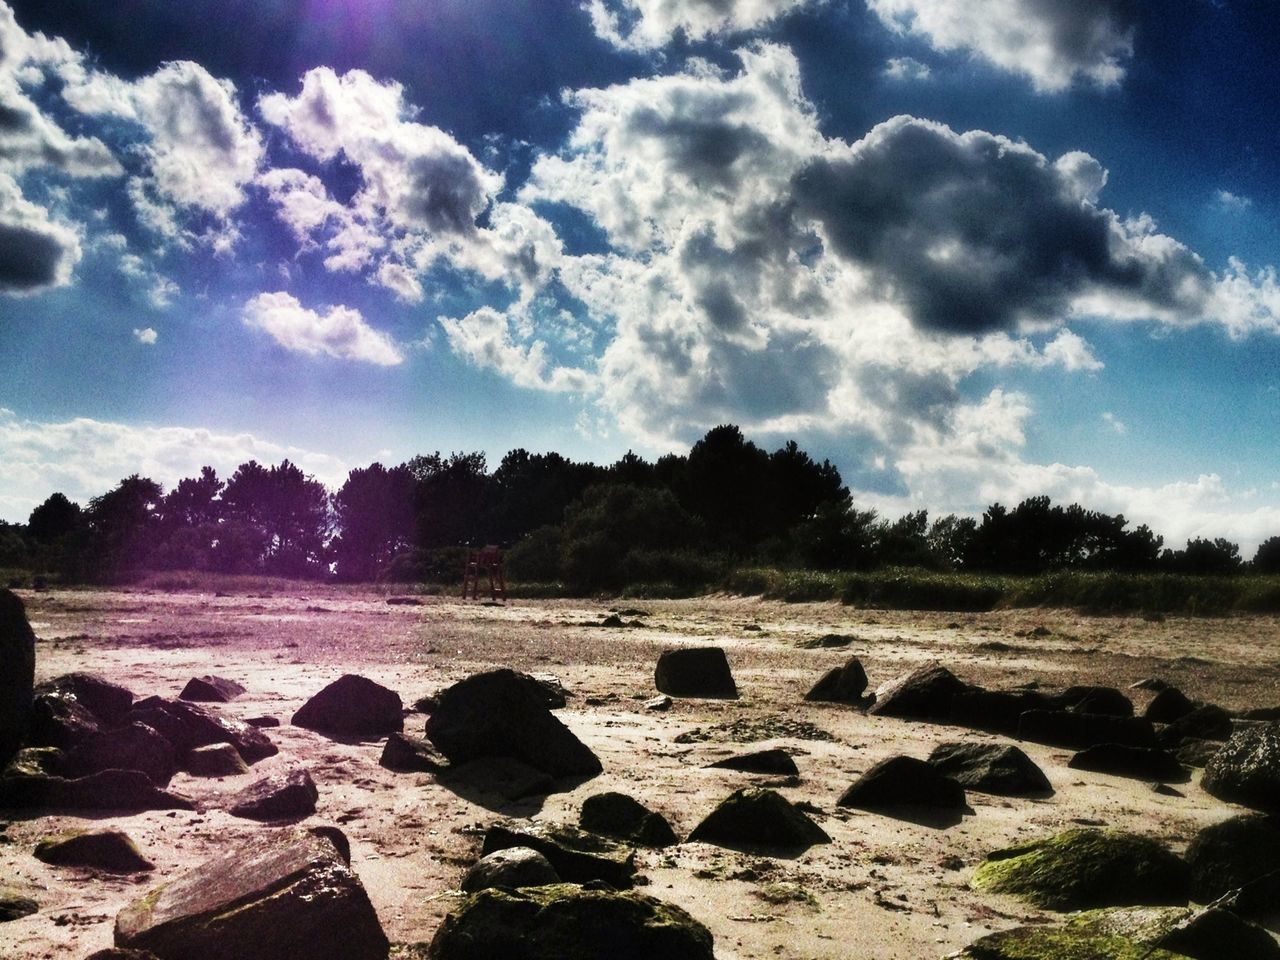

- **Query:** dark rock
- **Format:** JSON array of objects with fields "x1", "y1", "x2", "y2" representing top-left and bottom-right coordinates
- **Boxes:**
[
  {"x1": 838, "y1": 755, "x2": 967, "y2": 812},
  {"x1": 1054, "y1": 685, "x2": 1134, "y2": 717},
  {"x1": 440, "y1": 757, "x2": 555, "y2": 801},
  {"x1": 0, "y1": 589, "x2": 36, "y2": 767},
  {"x1": 1145, "y1": 687, "x2": 1196, "y2": 724},
  {"x1": 84, "y1": 950, "x2": 163, "y2": 960},
  {"x1": 527, "y1": 674, "x2": 569, "y2": 709},
  {"x1": 64, "y1": 722, "x2": 177, "y2": 787},
  {"x1": 1017, "y1": 709, "x2": 1158, "y2": 749},
  {"x1": 971, "y1": 828, "x2": 1190, "y2": 911},
  {"x1": 34, "y1": 673, "x2": 135, "y2": 726},
  {"x1": 28, "y1": 691, "x2": 102, "y2": 750},
  {"x1": 0, "y1": 886, "x2": 38, "y2": 922},
  {"x1": 1239, "y1": 706, "x2": 1280, "y2": 722},
  {"x1": 426, "y1": 883, "x2": 715, "y2": 960},
  {"x1": 1175, "y1": 737, "x2": 1222, "y2": 768},
  {"x1": 803, "y1": 657, "x2": 868, "y2": 704},
  {"x1": 643, "y1": 695, "x2": 672, "y2": 712},
  {"x1": 245, "y1": 716, "x2": 279, "y2": 728},
  {"x1": 949, "y1": 688, "x2": 1052, "y2": 735},
  {"x1": 3, "y1": 746, "x2": 65, "y2": 777},
  {"x1": 688, "y1": 787, "x2": 830, "y2": 852},
  {"x1": 380, "y1": 732, "x2": 447, "y2": 772},
  {"x1": 0, "y1": 768, "x2": 194, "y2": 812},
  {"x1": 707, "y1": 748, "x2": 798, "y2": 776},
  {"x1": 114, "y1": 829, "x2": 388, "y2": 960},
  {"x1": 580, "y1": 792, "x2": 677, "y2": 848},
  {"x1": 461, "y1": 847, "x2": 560, "y2": 892},
  {"x1": 1160, "y1": 704, "x2": 1235, "y2": 745},
  {"x1": 178, "y1": 676, "x2": 246, "y2": 703},
  {"x1": 1202, "y1": 722, "x2": 1280, "y2": 812},
  {"x1": 1068, "y1": 744, "x2": 1189, "y2": 783},
  {"x1": 127, "y1": 698, "x2": 277, "y2": 764},
  {"x1": 1154, "y1": 905, "x2": 1280, "y2": 960},
  {"x1": 1131, "y1": 677, "x2": 1172, "y2": 692},
  {"x1": 292, "y1": 674, "x2": 403, "y2": 738},
  {"x1": 425, "y1": 669, "x2": 602, "y2": 778},
  {"x1": 1185, "y1": 814, "x2": 1280, "y2": 904},
  {"x1": 35, "y1": 830, "x2": 154, "y2": 873},
  {"x1": 307, "y1": 826, "x2": 351, "y2": 865},
  {"x1": 1229, "y1": 868, "x2": 1280, "y2": 923},
  {"x1": 654, "y1": 648, "x2": 738, "y2": 700},
  {"x1": 926, "y1": 742, "x2": 1052, "y2": 796},
  {"x1": 482, "y1": 821, "x2": 637, "y2": 889},
  {"x1": 227, "y1": 769, "x2": 318, "y2": 821},
  {"x1": 867, "y1": 663, "x2": 969, "y2": 722},
  {"x1": 798, "y1": 633, "x2": 854, "y2": 649},
  {"x1": 185, "y1": 743, "x2": 249, "y2": 777}
]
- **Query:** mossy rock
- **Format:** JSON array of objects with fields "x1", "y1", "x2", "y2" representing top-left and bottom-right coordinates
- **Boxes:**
[
  {"x1": 952, "y1": 926, "x2": 1190, "y2": 959},
  {"x1": 970, "y1": 829, "x2": 1189, "y2": 911}
]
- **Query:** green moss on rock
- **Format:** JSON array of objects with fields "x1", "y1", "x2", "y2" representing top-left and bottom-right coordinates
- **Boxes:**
[{"x1": 954, "y1": 926, "x2": 1189, "y2": 959}]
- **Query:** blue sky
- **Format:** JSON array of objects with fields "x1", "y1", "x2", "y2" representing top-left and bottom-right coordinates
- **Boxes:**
[{"x1": 1, "y1": 0, "x2": 1278, "y2": 553}]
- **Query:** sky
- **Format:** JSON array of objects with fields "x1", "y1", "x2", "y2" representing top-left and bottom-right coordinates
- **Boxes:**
[{"x1": 1, "y1": 0, "x2": 1278, "y2": 554}]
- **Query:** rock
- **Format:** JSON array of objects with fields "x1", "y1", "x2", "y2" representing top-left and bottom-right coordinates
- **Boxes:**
[
  {"x1": 1228, "y1": 868, "x2": 1280, "y2": 923},
  {"x1": 178, "y1": 676, "x2": 246, "y2": 703},
  {"x1": 292, "y1": 674, "x2": 404, "y2": 738},
  {"x1": 0, "y1": 589, "x2": 36, "y2": 767},
  {"x1": 425, "y1": 669, "x2": 602, "y2": 778},
  {"x1": 949, "y1": 688, "x2": 1052, "y2": 735},
  {"x1": 1176, "y1": 737, "x2": 1222, "y2": 768},
  {"x1": 426, "y1": 883, "x2": 715, "y2": 960},
  {"x1": 926, "y1": 742, "x2": 1052, "y2": 796},
  {"x1": 867, "y1": 663, "x2": 969, "y2": 722},
  {"x1": 643, "y1": 695, "x2": 672, "y2": 712},
  {"x1": 654, "y1": 648, "x2": 738, "y2": 700},
  {"x1": 1017, "y1": 709, "x2": 1158, "y2": 749},
  {"x1": 798, "y1": 633, "x2": 855, "y2": 649},
  {"x1": 1239, "y1": 706, "x2": 1280, "y2": 722},
  {"x1": 64, "y1": 722, "x2": 177, "y2": 786},
  {"x1": 84, "y1": 950, "x2": 163, "y2": 960},
  {"x1": 838, "y1": 755, "x2": 968, "y2": 812},
  {"x1": 3, "y1": 746, "x2": 64, "y2": 778},
  {"x1": 35, "y1": 830, "x2": 154, "y2": 873},
  {"x1": 34, "y1": 673, "x2": 135, "y2": 726},
  {"x1": 379, "y1": 732, "x2": 447, "y2": 772},
  {"x1": 1, "y1": 885, "x2": 38, "y2": 922},
  {"x1": 1185, "y1": 814, "x2": 1280, "y2": 904},
  {"x1": 1145, "y1": 688, "x2": 1196, "y2": 724},
  {"x1": 1069, "y1": 744, "x2": 1189, "y2": 783},
  {"x1": 706, "y1": 748, "x2": 798, "y2": 776},
  {"x1": 245, "y1": 716, "x2": 279, "y2": 728},
  {"x1": 1160, "y1": 705, "x2": 1235, "y2": 745},
  {"x1": 970, "y1": 828, "x2": 1190, "y2": 911},
  {"x1": 114, "y1": 829, "x2": 388, "y2": 960},
  {"x1": 527, "y1": 674, "x2": 570, "y2": 709},
  {"x1": 127, "y1": 698, "x2": 277, "y2": 764},
  {"x1": 440, "y1": 757, "x2": 556, "y2": 801},
  {"x1": 579, "y1": 792, "x2": 677, "y2": 848},
  {"x1": 1202, "y1": 722, "x2": 1280, "y2": 812},
  {"x1": 803, "y1": 657, "x2": 868, "y2": 704},
  {"x1": 0, "y1": 768, "x2": 194, "y2": 812},
  {"x1": 386, "y1": 596, "x2": 422, "y2": 606},
  {"x1": 461, "y1": 847, "x2": 560, "y2": 892},
  {"x1": 28, "y1": 691, "x2": 102, "y2": 750},
  {"x1": 483, "y1": 821, "x2": 637, "y2": 889},
  {"x1": 185, "y1": 743, "x2": 249, "y2": 777},
  {"x1": 227, "y1": 769, "x2": 318, "y2": 821},
  {"x1": 688, "y1": 787, "x2": 830, "y2": 852},
  {"x1": 1055, "y1": 686, "x2": 1134, "y2": 717},
  {"x1": 1132, "y1": 678, "x2": 1172, "y2": 692}
]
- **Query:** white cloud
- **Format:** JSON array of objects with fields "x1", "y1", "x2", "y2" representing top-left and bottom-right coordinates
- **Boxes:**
[
  {"x1": 0, "y1": 171, "x2": 81, "y2": 295},
  {"x1": 883, "y1": 56, "x2": 932, "y2": 82},
  {"x1": 133, "y1": 326, "x2": 158, "y2": 344},
  {"x1": 0, "y1": 407, "x2": 349, "y2": 523},
  {"x1": 242, "y1": 291, "x2": 404, "y2": 366},
  {"x1": 1215, "y1": 188, "x2": 1252, "y2": 212},
  {"x1": 867, "y1": 0, "x2": 1138, "y2": 92},
  {"x1": 1101, "y1": 411, "x2": 1126, "y2": 434},
  {"x1": 585, "y1": 0, "x2": 823, "y2": 50},
  {"x1": 438, "y1": 306, "x2": 594, "y2": 393},
  {"x1": 1043, "y1": 329, "x2": 1104, "y2": 371}
]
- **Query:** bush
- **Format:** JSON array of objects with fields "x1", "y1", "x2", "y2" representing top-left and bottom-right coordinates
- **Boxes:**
[{"x1": 505, "y1": 525, "x2": 565, "y2": 582}]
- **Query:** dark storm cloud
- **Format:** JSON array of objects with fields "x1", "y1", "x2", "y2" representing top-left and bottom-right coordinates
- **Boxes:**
[
  {"x1": 1023, "y1": 0, "x2": 1140, "y2": 69},
  {"x1": 0, "y1": 219, "x2": 76, "y2": 293},
  {"x1": 626, "y1": 102, "x2": 770, "y2": 189},
  {"x1": 793, "y1": 116, "x2": 1212, "y2": 334}
]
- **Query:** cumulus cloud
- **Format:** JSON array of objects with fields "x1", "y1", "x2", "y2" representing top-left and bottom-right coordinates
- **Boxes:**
[
  {"x1": 438, "y1": 306, "x2": 594, "y2": 392},
  {"x1": 585, "y1": 0, "x2": 823, "y2": 50},
  {"x1": 1215, "y1": 189, "x2": 1252, "y2": 212},
  {"x1": 883, "y1": 56, "x2": 932, "y2": 82},
  {"x1": 0, "y1": 171, "x2": 80, "y2": 294},
  {"x1": 867, "y1": 0, "x2": 1139, "y2": 92},
  {"x1": 0, "y1": 407, "x2": 349, "y2": 522},
  {"x1": 132, "y1": 327, "x2": 157, "y2": 344},
  {"x1": 242, "y1": 291, "x2": 404, "y2": 366}
]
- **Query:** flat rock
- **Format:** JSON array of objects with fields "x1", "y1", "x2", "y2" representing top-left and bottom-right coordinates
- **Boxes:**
[
  {"x1": 1069, "y1": 744, "x2": 1189, "y2": 783},
  {"x1": 654, "y1": 648, "x2": 738, "y2": 700},
  {"x1": 803, "y1": 657, "x2": 868, "y2": 704},
  {"x1": 1017, "y1": 709, "x2": 1158, "y2": 749},
  {"x1": 1185, "y1": 814, "x2": 1280, "y2": 904},
  {"x1": 926, "y1": 742, "x2": 1052, "y2": 796},
  {"x1": 380, "y1": 732, "x2": 447, "y2": 772},
  {"x1": 949, "y1": 688, "x2": 1051, "y2": 735},
  {"x1": 0, "y1": 768, "x2": 194, "y2": 812},
  {"x1": 482, "y1": 821, "x2": 637, "y2": 889},
  {"x1": 178, "y1": 676, "x2": 246, "y2": 703},
  {"x1": 461, "y1": 847, "x2": 560, "y2": 892},
  {"x1": 426, "y1": 883, "x2": 715, "y2": 960},
  {"x1": 64, "y1": 722, "x2": 177, "y2": 787},
  {"x1": 425, "y1": 669, "x2": 601, "y2": 778},
  {"x1": 868, "y1": 663, "x2": 969, "y2": 722},
  {"x1": 688, "y1": 787, "x2": 830, "y2": 852},
  {"x1": 706, "y1": 748, "x2": 798, "y2": 776},
  {"x1": 35, "y1": 829, "x2": 154, "y2": 872},
  {"x1": 227, "y1": 768, "x2": 318, "y2": 821},
  {"x1": 0, "y1": 589, "x2": 36, "y2": 768},
  {"x1": 579, "y1": 792, "x2": 678, "y2": 848},
  {"x1": 1202, "y1": 722, "x2": 1280, "y2": 812},
  {"x1": 128, "y1": 698, "x2": 277, "y2": 764},
  {"x1": 838, "y1": 755, "x2": 968, "y2": 811},
  {"x1": 292, "y1": 674, "x2": 403, "y2": 738},
  {"x1": 114, "y1": 829, "x2": 388, "y2": 960},
  {"x1": 185, "y1": 743, "x2": 249, "y2": 777}
]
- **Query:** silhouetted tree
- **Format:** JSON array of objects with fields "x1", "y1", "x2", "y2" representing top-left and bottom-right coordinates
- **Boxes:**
[
  {"x1": 409, "y1": 452, "x2": 493, "y2": 548},
  {"x1": 489, "y1": 449, "x2": 604, "y2": 543},
  {"x1": 221, "y1": 460, "x2": 329, "y2": 576},
  {"x1": 790, "y1": 502, "x2": 880, "y2": 570},
  {"x1": 678, "y1": 425, "x2": 774, "y2": 554},
  {"x1": 84, "y1": 475, "x2": 164, "y2": 579},
  {"x1": 927, "y1": 514, "x2": 977, "y2": 570},
  {"x1": 28, "y1": 493, "x2": 83, "y2": 544},
  {"x1": 330, "y1": 462, "x2": 417, "y2": 580},
  {"x1": 1167, "y1": 537, "x2": 1243, "y2": 575},
  {"x1": 1254, "y1": 536, "x2": 1280, "y2": 573}
]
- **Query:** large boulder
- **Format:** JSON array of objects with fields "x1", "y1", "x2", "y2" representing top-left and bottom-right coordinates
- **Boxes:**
[
  {"x1": 1017, "y1": 709, "x2": 1158, "y2": 749},
  {"x1": 425, "y1": 669, "x2": 601, "y2": 778},
  {"x1": 114, "y1": 830, "x2": 388, "y2": 960},
  {"x1": 867, "y1": 663, "x2": 969, "y2": 722},
  {"x1": 34, "y1": 673, "x2": 135, "y2": 727},
  {"x1": 1185, "y1": 814, "x2": 1280, "y2": 904},
  {"x1": 482, "y1": 821, "x2": 636, "y2": 890},
  {"x1": 1068, "y1": 744, "x2": 1189, "y2": 783},
  {"x1": 426, "y1": 883, "x2": 715, "y2": 960},
  {"x1": 35, "y1": 830, "x2": 154, "y2": 873},
  {"x1": 688, "y1": 787, "x2": 830, "y2": 852},
  {"x1": 178, "y1": 676, "x2": 246, "y2": 703},
  {"x1": 1202, "y1": 722, "x2": 1280, "y2": 812},
  {"x1": 926, "y1": 742, "x2": 1052, "y2": 796},
  {"x1": 227, "y1": 769, "x2": 318, "y2": 821},
  {"x1": 803, "y1": 657, "x2": 868, "y2": 704},
  {"x1": 1054, "y1": 686, "x2": 1134, "y2": 717},
  {"x1": 949, "y1": 689, "x2": 1051, "y2": 736},
  {"x1": 654, "y1": 648, "x2": 738, "y2": 700},
  {"x1": 28, "y1": 690, "x2": 103, "y2": 750},
  {"x1": 461, "y1": 847, "x2": 560, "y2": 893},
  {"x1": 837, "y1": 756, "x2": 967, "y2": 813},
  {"x1": 64, "y1": 722, "x2": 177, "y2": 787},
  {"x1": 579, "y1": 792, "x2": 677, "y2": 848},
  {"x1": 291, "y1": 675, "x2": 403, "y2": 738},
  {"x1": 0, "y1": 589, "x2": 36, "y2": 767},
  {"x1": 1160, "y1": 705, "x2": 1235, "y2": 745},
  {"x1": 184, "y1": 743, "x2": 249, "y2": 778},
  {"x1": 127, "y1": 698, "x2": 277, "y2": 765},
  {"x1": 971, "y1": 829, "x2": 1190, "y2": 911},
  {"x1": 0, "y1": 766, "x2": 194, "y2": 812},
  {"x1": 1145, "y1": 688, "x2": 1197, "y2": 724}
]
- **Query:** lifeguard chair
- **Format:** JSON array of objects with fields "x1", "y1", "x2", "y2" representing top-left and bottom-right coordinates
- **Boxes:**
[{"x1": 462, "y1": 544, "x2": 507, "y2": 601}]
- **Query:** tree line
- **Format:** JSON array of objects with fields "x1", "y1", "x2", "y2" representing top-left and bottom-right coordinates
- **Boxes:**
[{"x1": 2, "y1": 423, "x2": 1278, "y2": 588}]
